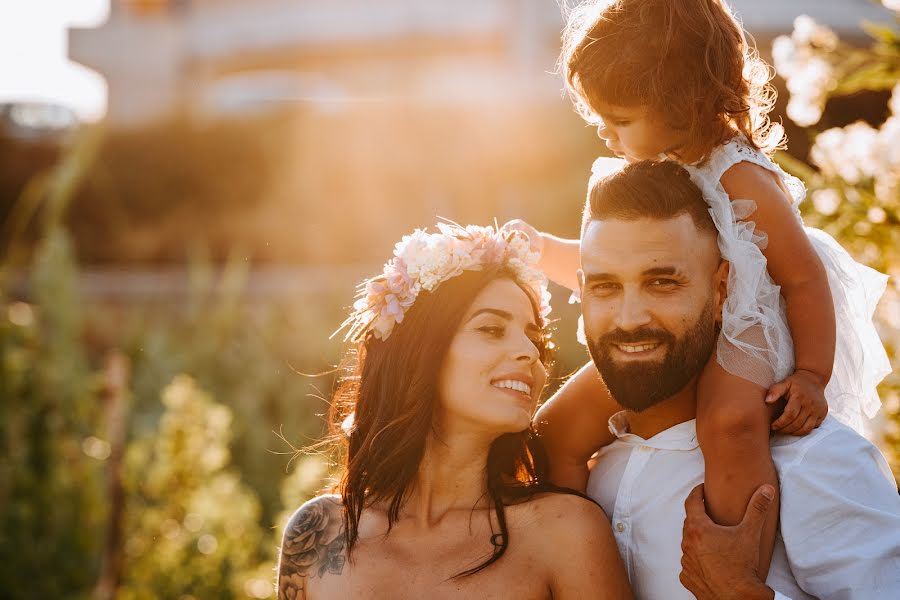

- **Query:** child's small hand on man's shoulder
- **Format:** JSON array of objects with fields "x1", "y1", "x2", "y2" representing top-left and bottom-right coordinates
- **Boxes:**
[{"x1": 765, "y1": 370, "x2": 829, "y2": 436}]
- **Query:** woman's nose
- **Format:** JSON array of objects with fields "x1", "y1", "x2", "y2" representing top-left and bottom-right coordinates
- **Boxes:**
[{"x1": 513, "y1": 333, "x2": 540, "y2": 363}]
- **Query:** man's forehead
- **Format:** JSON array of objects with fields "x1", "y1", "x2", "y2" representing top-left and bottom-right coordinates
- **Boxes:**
[{"x1": 581, "y1": 215, "x2": 714, "y2": 273}]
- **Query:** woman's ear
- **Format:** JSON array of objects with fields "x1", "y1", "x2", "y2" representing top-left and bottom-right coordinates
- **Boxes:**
[{"x1": 713, "y1": 260, "x2": 729, "y2": 324}]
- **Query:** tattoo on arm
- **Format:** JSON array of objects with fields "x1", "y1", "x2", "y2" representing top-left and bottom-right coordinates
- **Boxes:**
[{"x1": 277, "y1": 496, "x2": 347, "y2": 600}]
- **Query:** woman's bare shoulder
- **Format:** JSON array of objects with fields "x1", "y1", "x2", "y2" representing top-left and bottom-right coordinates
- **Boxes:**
[
  {"x1": 277, "y1": 495, "x2": 347, "y2": 599},
  {"x1": 511, "y1": 491, "x2": 614, "y2": 546},
  {"x1": 523, "y1": 491, "x2": 609, "y2": 523},
  {"x1": 513, "y1": 492, "x2": 629, "y2": 595}
]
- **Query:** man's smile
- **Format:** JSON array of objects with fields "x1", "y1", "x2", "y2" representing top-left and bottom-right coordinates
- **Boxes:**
[{"x1": 610, "y1": 341, "x2": 665, "y2": 360}]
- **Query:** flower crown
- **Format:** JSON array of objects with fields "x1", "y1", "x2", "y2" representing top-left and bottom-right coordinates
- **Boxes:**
[{"x1": 335, "y1": 221, "x2": 551, "y2": 343}]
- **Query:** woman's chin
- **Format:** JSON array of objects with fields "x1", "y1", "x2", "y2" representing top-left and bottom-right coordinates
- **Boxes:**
[{"x1": 494, "y1": 408, "x2": 534, "y2": 434}]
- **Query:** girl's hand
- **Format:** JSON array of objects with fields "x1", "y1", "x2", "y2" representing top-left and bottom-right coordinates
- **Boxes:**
[
  {"x1": 501, "y1": 219, "x2": 544, "y2": 257},
  {"x1": 765, "y1": 370, "x2": 828, "y2": 435}
]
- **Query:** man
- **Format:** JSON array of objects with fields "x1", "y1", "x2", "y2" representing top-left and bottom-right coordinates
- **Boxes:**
[{"x1": 561, "y1": 160, "x2": 900, "y2": 599}]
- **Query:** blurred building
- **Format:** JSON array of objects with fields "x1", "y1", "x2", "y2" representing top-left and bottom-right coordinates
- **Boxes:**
[
  {"x1": 69, "y1": 0, "x2": 894, "y2": 127},
  {"x1": 68, "y1": 0, "x2": 563, "y2": 126}
]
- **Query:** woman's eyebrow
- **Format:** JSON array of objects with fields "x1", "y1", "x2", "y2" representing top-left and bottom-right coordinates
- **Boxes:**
[
  {"x1": 468, "y1": 308, "x2": 512, "y2": 322},
  {"x1": 467, "y1": 308, "x2": 540, "y2": 333}
]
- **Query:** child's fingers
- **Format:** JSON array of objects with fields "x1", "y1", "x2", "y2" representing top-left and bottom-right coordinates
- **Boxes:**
[
  {"x1": 775, "y1": 408, "x2": 809, "y2": 434},
  {"x1": 771, "y1": 398, "x2": 802, "y2": 430},
  {"x1": 765, "y1": 379, "x2": 791, "y2": 404},
  {"x1": 781, "y1": 414, "x2": 817, "y2": 436},
  {"x1": 812, "y1": 397, "x2": 829, "y2": 419}
]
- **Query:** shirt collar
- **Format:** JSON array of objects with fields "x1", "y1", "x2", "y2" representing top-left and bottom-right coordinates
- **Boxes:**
[{"x1": 608, "y1": 411, "x2": 700, "y2": 451}]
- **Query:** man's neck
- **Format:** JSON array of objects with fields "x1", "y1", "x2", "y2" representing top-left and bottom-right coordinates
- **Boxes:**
[{"x1": 625, "y1": 377, "x2": 699, "y2": 440}]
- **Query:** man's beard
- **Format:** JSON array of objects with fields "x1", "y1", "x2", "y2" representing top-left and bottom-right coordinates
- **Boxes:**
[{"x1": 586, "y1": 299, "x2": 717, "y2": 412}]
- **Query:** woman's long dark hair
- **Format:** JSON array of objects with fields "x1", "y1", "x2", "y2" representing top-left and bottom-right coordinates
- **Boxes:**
[{"x1": 329, "y1": 266, "x2": 566, "y2": 577}]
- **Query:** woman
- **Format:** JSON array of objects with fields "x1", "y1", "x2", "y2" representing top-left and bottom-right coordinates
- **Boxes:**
[{"x1": 277, "y1": 223, "x2": 631, "y2": 599}]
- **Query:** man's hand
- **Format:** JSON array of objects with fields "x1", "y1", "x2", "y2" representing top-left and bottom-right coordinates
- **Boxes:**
[
  {"x1": 766, "y1": 369, "x2": 828, "y2": 435},
  {"x1": 680, "y1": 484, "x2": 776, "y2": 600}
]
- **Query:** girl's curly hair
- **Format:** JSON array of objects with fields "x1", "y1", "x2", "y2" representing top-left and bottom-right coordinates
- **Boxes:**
[{"x1": 563, "y1": 0, "x2": 785, "y2": 162}]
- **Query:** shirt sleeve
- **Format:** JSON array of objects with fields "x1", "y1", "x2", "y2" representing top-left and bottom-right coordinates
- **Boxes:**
[
  {"x1": 772, "y1": 592, "x2": 793, "y2": 600},
  {"x1": 778, "y1": 426, "x2": 900, "y2": 599}
]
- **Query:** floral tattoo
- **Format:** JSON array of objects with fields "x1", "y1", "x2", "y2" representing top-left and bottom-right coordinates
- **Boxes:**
[{"x1": 278, "y1": 496, "x2": 346, "y2": 599}]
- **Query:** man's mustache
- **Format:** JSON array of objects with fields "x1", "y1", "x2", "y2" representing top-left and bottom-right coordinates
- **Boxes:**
[{"x1": 598, "y1": 327, "x2": 675, "y2": 347}]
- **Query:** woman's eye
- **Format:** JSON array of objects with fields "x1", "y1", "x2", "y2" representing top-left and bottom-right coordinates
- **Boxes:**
[
  {"x1": 478, "y1": 325, "x2": 504, "y2": 337},
  {"x1": 611, "y1": 120, "x2": 631, "y2": 127}
]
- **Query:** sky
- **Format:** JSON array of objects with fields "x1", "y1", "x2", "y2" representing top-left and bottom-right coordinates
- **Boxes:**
[{"x1": 0, "y1": 0, "x2": 109, "y2": 121}]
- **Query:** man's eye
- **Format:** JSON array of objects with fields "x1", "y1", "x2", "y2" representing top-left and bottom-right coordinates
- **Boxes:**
[
  {"x1": 650, "y1": 279, "x2": 678, "y2": 287},
  {"x1": 590, "y1": 282, "x2": 618, "y2": 293}
]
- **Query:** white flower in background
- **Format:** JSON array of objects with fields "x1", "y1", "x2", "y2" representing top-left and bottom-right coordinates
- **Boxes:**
[
  {"x1": 772, "y1": 34, "x2": 804, "y2": 79},
  {"x1": 786, "y1": 56, "x2": 834, "y2": 97},
  {"x1": 786, "y1": 94, "x2": 824, "y2": 127},
  {"x1": 868, "y1": 207, "x2": 888, "y2": 224},
  {"x1": 810, "y1": 122, "x2": 880, "y2": 184},
  {"x1": 811, "y1": 188, "x2": 842, "y2": 216},
  {"x1": 773, "y1": 22, "x2": 836, "y2": 127},
  {"x1": 792, "y1": 15, "x2": 839, "y2": 51},
  {"x1": 874, "y1": 116, "x2": 900, "y2": 175},
  {"x1": 890, "y1": 82, "x2": 900, "y2": 117},
  {"x1": 884, "y1": 0, "x2": 900, "y2": 13}
]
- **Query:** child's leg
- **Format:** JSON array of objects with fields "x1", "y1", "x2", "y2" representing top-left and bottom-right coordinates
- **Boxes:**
[{"x1": 696, "y1": 357, "x2": 779, "y2": 579}]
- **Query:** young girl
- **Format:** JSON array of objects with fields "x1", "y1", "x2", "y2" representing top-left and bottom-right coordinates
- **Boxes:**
[{"x1": 510, "y1": 0, "x2": 892, "y2": 579}]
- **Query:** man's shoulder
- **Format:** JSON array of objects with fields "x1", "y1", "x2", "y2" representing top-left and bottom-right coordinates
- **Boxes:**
[
  {"x1": 771, "y1": 415, "x2": 871, "y2": 457},
  {"x1": 771, "y1": 416, "x2": 895, "y2": 486}
]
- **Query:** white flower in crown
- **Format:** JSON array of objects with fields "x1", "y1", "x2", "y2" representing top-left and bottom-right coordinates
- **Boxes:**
[{"x1": 334, "y1": 221, "x2": 551, "y2": 342}]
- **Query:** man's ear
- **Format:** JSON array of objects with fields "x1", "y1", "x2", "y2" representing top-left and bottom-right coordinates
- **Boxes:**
[
  {"x1": 713, "y1": 260, "x2": 729, "y2": 324},
  {"x1": 577, "y1": 268, "x2": 585, "y2": 296}
]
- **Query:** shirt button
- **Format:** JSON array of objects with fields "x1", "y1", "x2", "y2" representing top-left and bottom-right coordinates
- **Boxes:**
[{"x1": 616, "y1": 522, "x2": 626, "y2": 532}]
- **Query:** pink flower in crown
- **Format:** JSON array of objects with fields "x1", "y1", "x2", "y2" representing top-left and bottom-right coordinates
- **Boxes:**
[
  {"x1": 371, "y1": 315, "x2": 394, "y2": 340},
  {"x1": 385, "y1": 262, "x2": 413, "y2": 298},
  {"x1": 381, "y1": 293, "x2": 406, "y2": 322},
  {"x1": 336, "y1": 221, "x2": 552, "y2": 343}
]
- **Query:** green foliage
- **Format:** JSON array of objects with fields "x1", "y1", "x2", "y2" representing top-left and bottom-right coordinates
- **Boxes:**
[
  {"x1": 0, "y1": 230, "x2": 105, "y2": 599},
  {"x1": 774, "y1": 9, "x2": 900, "y2": 476},
  {"x1": 0, "y1": 125, "x2": 336, "y2": 597},
  {"x1": 117, "y1": 375, "x2": 268, "y2": 600}
]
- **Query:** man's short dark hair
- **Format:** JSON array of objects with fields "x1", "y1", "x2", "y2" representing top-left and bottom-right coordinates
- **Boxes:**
[{"x1": 581, "y1": 160, "x2": 717, "y2": 237}]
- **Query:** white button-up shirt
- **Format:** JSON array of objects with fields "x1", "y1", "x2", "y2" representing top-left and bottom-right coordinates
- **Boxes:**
[{"x1": 586, "y1": 413, "x2": 900, "y2": 600}]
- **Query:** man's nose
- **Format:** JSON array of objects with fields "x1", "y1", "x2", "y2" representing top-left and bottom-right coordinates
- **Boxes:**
[{"x1": 614, "y1": 290, "x2": 652, "y2": 331}]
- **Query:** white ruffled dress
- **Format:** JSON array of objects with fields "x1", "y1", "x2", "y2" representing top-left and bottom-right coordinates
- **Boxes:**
[{"x1": 584, "y1": 136, "x2": 891, "y2": 434}]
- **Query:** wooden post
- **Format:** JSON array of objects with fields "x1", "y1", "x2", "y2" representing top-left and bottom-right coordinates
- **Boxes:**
[{"x1": 93, "y1": 351, "x2": 130, "y2": 600}]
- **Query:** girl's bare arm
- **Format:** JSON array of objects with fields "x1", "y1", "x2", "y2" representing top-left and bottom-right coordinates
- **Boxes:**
[{"x1": 534, "y1": 363, "x2": 620, "y2": 491}]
